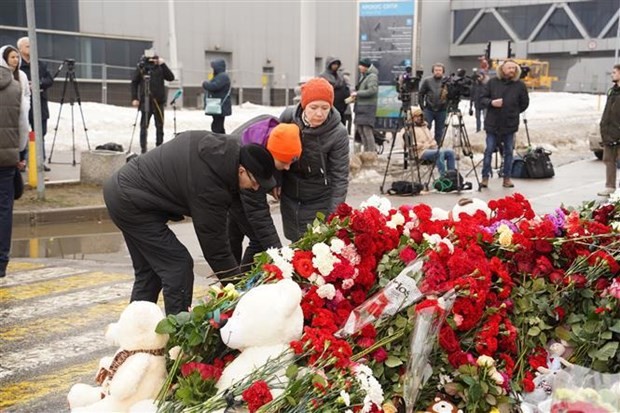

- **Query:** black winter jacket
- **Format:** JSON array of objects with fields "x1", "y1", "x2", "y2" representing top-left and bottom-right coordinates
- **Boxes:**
[
  {"x1": 114, "y1": 131, "x2": 241, "y2": 277},
  {"x1": 279, "y1": 105, "x2": 349, "y2": 241},
  {"x1": 203, "y1": 59, "x2": 232, "y2": 117},
  {"x1": 319, "y1": 57, "x2": 350, "y2": 115},
  {"x1": 600, "y1": 84, "x2": 620, "y2": 145},
  {"x1": 131, "y1": 62, "x2": 175, "y2": 106},
  {"x1": 20, "y1": 59, "x2": 53, "y2": 120},
  {"x1": 480, "y1": 72, "x2": 529, "y2": 135}
]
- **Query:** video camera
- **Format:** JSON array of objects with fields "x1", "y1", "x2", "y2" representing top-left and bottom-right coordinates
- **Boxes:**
[
  {"x1": 137, "y1": 48, "x2": 159, "y2": 74},
  {"x1": 442, "y1": 68, "x2": 478, "y2": 111},
  {"x1": 395, "y1": 66, "x2": 423, "y2": 105}
]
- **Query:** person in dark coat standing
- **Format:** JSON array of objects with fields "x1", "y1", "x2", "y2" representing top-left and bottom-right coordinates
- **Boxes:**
[
  {"x1": 352, "y1": 58, "x2": 379, "y2": 157},
  {"x1": 103, "y1": 132, "x2": 277, "y2": 315},
  {"x1": 131, "y1": 52, "x2": 175, "y2": 154},
  {"x1": 0, "y1": 45, "x2": 23, "y2": 277},
  {"x1": 418, "y1": 63, "x2": 448, "y2": 145},
  {"x1": 228, "y1": 118, "x2": 302, "y2": 267},
  {"x1": 319, "y1": 57, "x2": 350, "y2": 126},
  {"x1": 597, "y1": 64, "x2": 620, "y2": 197},
  {"x1": 469, "y1": 68, "x2": 489, "y2": 133},
  {"x1": 480, "y1": 59, "x2": 529, "y2": 189},
  {"x1": 279, "y1": 77, "x2": 350, "y2": 241},
  {"x1": 17, "y1": 37, "x2": 53, "y2": 170},
  {"x1": 203, "y1": 59, "x2": 232, "y2": 134}
]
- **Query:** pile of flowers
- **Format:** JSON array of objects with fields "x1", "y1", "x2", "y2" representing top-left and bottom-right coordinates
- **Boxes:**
[{"x1": 155, "y1": 192, "x2": 620, "y2": 412}]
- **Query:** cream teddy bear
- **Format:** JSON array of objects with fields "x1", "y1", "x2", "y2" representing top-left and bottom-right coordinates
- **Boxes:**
[{"x1": 67, "y1": 301, "x2": 169, "y2": 413}]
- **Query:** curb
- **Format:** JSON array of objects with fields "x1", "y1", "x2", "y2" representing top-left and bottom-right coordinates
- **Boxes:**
[{"x1": 13, "y1": 205, "x2": 109, "y2": 226}]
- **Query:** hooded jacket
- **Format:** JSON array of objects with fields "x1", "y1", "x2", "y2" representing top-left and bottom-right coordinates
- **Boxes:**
[
  {"x1": 600, "y1": 83, "x2": 620, "y2": 144},
  {"x1": 353, "y1": 64, "x2": 379, "y2": 126},
  {"x1": 0, "y1": 64, "x2": 21, "y2": 167},
  {"x1": 279, "y1": 104, "x2": 349, "y2": 241},
  {"x1": 110, "y1": 132, "x2": 242, "y2": 278},
  {"x1": 480, "y1": 61, "x2": 529, "y2": 135},
  {"x1": 319, "y1": 57, "x2": 350, "y2": 115},
  {"x1": 130, "y1": 58, "x2": 175, "y2": 106},
  {"x1": 202, "y1": 59, "x2": 232, "y2": 117},
  {"x1": 1, "y1": 45, "x2": 30, "y2": 153}
]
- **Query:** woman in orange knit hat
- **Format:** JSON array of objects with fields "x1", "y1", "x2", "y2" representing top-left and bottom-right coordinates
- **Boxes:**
[{"x1": 279, "y1": 77, "x2": 350, "y2": 242}]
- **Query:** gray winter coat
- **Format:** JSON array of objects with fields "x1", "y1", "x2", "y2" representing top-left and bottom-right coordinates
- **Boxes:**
[
  {"x1": 353, "y1": 64, "x2": 378, "y2": 126},
  {"x1": 203, "y1": 59, "x2": 232, "y2": 117},
  {"x1": 418, "y1": 75, "x2": 447, "y2": 111},
  {"x1": 0, "y1": 65, "x2": 21, "y2": 167},
  {"x1": 279, "y1": 105, "x2": 350, "y2": 241}
]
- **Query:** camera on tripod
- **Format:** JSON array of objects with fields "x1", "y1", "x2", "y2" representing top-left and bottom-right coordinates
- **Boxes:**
[
  {"x1": 395, "y1": 66, "x2": 423, "y2": 105},
  {"x1": 442, "y1": 68, "x2": 477, "y2": 111},
  {"x1": 137, "y1": 48, "x2": 158, "y2": 74}
]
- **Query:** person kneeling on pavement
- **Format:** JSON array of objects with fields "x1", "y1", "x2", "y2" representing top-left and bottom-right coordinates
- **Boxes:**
[
  {"x1": 103, "y1": 132, "x2": 276, "y2": 315},
  {"x1": 411, "y1": 108, "x2": 456, "y2": 175}
]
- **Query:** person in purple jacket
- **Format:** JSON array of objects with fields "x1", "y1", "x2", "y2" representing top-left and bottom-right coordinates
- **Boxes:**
[{"x1": 228, "y1": 117, "x2": 302, "y2": 268}]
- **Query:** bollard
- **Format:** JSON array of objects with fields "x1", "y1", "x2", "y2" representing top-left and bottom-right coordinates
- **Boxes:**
[{"x1": 28, "y1": 131, "x2": 37, "y2": 186}]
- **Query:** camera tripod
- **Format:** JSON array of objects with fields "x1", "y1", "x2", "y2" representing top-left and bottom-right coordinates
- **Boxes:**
[
  {"x1": 425, "y1": 106, "x2": 482, "y2": 192},
  {"x1": 127, "y1": 72, "x2": 152, "y2": 154},
  {"x1": 380, "y1": 101, "x2": 423, "y2": 194},
  {"x1": 49, "y1": 59, "x2": 91, "y2": 166}
]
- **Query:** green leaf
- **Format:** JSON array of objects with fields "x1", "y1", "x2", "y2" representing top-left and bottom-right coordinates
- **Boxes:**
[
  {"x1": 594, "y1": 342, "x2": 619, "y2": 361},
  {"x1": 385, "y1": 356, "x2": 403, "y2": 368},
  {"x1": 609, "y1": 320, "x2": 620, "y2": 333},
  {"x1": 311, "y1": 374, "x2": 327, "y2": 388},
  {"x1": 469, "y1": 382, "x2": 483, "y2": 401},
  {"x1": 175, "y1": 311, "x2": 191, "y2": 325},
  {"x1": 528, "y1": 326, "x2": 541, "y2": 336},
  {"x1": 485, "y1": 394, "x2": 497, "y2": 405},
  {"x1": 155, "y1": 318, "x2": 177, "y2": 334},
  {"x1": 285, "y1": 364, "x2": 298, "y2": 380},
  {"x1": 601, "y1": 331, "x2": 613, "y2": 340},
  {"x1": 187, "y1": 330, "x2": 203, "y2": 347},
  {"x1": 555, "y1": 326, "x2": 572, "y2": 342}
]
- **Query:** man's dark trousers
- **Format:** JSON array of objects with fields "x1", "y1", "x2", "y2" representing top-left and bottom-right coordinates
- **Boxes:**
[{"x1": 139, "y1": 101, "x2": 165, "y2": 153}]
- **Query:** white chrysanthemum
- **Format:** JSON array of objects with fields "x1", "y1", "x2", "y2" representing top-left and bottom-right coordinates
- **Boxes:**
[
  {"x1": 280, "y1": 246, "x2": 294, "y2": 261},
  {"x1": 354, "y1": 364, "x2": 384, "y2": 413},
  {"x1": 277, "y1": 261, "x2": 294, "y2": 279},
  {"x1": 339, "y1": 390, "x2": 351, "y2": 407},
  {"x1": 317, "y1": 283, "x2": 336, "y2": 300},
  {"x1": 477, "y1": 355, "x2": 495, "y2": 367},
  {"x1": 312, "y1": 243, "x2": 340, "y2": 277},
  {"x1": 610, "y1": 190, "x2": 620, "y2": 203},
  {"x1": 330, "y1": 238, "x2": 346, "y2": 254},
  {"x1": 315, "y1": 275, "x2": 326, "y2": 286},
  {"x1": 387, "y1": 212, "x2": 405, "y2": 229},
  {"x1": 312, "y1": 242, "x2": 331, "y2": 257},
  {"x1": 308, "y1": 273, "x2": 318, "y2": 282},
  {"x1": 266, "y1": 247, "x2": 281, "y2": 262},
  {"x1": 360, "y1": 195, "x2": 392, "y2": 215},
  {"x1": 168, "y1": 346, "x2": 181, "y2": 360},
  {"x1": 612, "y1": 221, "x2": 620, "y2": 231}
]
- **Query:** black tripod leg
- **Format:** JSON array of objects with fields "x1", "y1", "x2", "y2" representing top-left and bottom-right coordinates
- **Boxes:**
[
  {"x1": 380, "y1": 129, "x2": 400, "y2": 194},
  {"x1": 70, "y1": 73, "x2": 91, "y2": 150},
  {"x1": 48, "y1": 72, "x2": 71, "y2": 163}
]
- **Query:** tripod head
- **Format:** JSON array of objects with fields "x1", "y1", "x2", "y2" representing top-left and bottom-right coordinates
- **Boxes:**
[{"x1": 53, "y1": 58, "x2": 77, "y2": 79}]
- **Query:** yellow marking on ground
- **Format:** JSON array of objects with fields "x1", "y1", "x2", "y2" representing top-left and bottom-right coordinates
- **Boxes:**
[
  {"x1": 0, "y1": 359, "x2": 100, "y2": 409},
  {"x1": 6, "y1": 262, "x2": 45, "y2": 272},
  {"x1": 0, "y1": 272, "x2": 131, "y2": 301}
]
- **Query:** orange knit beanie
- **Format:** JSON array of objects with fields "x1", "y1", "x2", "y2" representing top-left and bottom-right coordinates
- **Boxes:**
[
  {"x1": 266, "y1": 124, "x2": 302, "y2": 163},
  {"x1": 300, "y1": 77, "x2": 334, "y2": 109}
]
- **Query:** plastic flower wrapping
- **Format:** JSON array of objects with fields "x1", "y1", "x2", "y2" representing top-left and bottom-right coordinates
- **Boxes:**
[{"x1": 152, "y1": 193, "x2": 620, "y2": 412}]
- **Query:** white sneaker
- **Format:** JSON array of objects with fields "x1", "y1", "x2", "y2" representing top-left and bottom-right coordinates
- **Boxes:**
[{"x1": 597, "y1": 187, "x2": 616, "y2": 197}]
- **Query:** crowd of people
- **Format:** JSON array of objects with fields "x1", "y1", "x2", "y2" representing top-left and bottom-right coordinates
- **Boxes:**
[{"x1": 2, "y1": 42, "x2": 619, "y2": 312}]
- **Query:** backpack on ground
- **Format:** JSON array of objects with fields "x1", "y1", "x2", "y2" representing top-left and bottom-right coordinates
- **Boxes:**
[
  {"x1": 387, "y1": 180, "x2": 424, "y2": 196},
  {"x1": 522, "y1": 147, "x2": 554, "y2": 179},
  {"x1": 95, "y1": 142, "x2": 124, "y2": 152},
  {"x1": 433, "y1": 170, "x2": 472, "y2": 192},
  {"x1": 511, "y1": 155, "x2": 528, "y2": 178}
]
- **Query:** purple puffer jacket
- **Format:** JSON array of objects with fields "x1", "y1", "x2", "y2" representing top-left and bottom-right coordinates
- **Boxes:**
[{"x1": 233, "y1": 115, "x2": 280, "y2": 146}]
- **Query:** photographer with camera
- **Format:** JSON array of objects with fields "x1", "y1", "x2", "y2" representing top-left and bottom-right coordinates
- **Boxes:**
[
  {"x1": 131, "y1": 50, "x2": 175, "y2": 154},
  {"x1": 597, "y1": 64, "x2": 620, "y2": 197},
  {"x1": 418, "y1": 63, "x2": 448, "y2": 145},
  {"x1": 480, "y1": 60, "x2": 529, "y2": 189}
]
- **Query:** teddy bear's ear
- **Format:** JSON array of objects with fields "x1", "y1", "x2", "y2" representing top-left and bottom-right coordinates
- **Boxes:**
[{"x1": 273, "y1": 279, "x2": 302, "y2": 315}]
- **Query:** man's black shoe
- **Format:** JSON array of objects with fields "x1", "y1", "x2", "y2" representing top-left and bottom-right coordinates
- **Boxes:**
[{"x1": 43, "y1": 165, "x2": 51, "y2": 172}]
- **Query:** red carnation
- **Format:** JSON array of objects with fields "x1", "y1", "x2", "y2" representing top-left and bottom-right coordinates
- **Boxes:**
[
  {"x1": 242, "y1": 380, "x2": 273, "y2": 413},
  {"x1": 293, "y1": 250, "x2": 315, "y2": 278},
  {"x1": 522, "y1": 372, "x2": 536, "y2": 393},
  {"x1": 334, "y1": 202, "x2": 353, "y2": 218},
  {"x1": 399, "y1": 247, "x2": 418, "y2": 264},
  {"x1": 373, "y1": 348, "x2": 389, "y2": 363},
  {"x1": 180, "y1": 361, "x2": 223, "y2": 381}
]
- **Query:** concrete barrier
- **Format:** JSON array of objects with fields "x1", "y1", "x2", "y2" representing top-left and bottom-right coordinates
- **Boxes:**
[{"x1": 80, "y1": 150, "x2": 125, "y2": 185}]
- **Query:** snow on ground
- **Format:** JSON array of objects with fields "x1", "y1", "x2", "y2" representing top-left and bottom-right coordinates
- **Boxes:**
[{"x1": 45, "y1": 92, "x2": 604, "y2": 155}]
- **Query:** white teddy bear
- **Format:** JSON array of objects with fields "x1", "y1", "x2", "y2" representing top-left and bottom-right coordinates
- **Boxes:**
[
  {"x1": 67, "y1": 301, "x2": 169, "y2": 413},
  {"x1": 450, "y1": 197, "x2": 492, "y2": 222},
  {"x1": 216, "y1": 279, "x2": 304, "y2": 399}
]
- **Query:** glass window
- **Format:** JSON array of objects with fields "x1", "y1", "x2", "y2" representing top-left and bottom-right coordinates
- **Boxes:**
[
  {"x1": 453, "y1": 9, "x2": 479, "y2": 42},
  {"x1": 604, "y1": 19, "x2": 619, "y2": 38},
  {"x1": 569, "y1": 1, "x2": 620, "y2": 38},
  {"x1": 496, "y1": 4, "x2": 552, "y2": 40},
  {"x1": 534, "y1": 7, "x2": 582, "y2": 41},
  {"x1": 462, "y1": 12, "x2": 511, "y2": 44},
  {"x1": 0, "y1": 0, "x2": 78, "y2": 31}
]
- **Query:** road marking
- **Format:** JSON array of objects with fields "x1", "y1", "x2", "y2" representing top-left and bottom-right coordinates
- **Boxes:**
[
  {"x1": 6, "y1": 262, "x2": 45, "y2": 272},
  {"x1": 0, "y1": 359, "x2": 99, "y2": 410},
  {"x1": 0, "y1": 266, "x2": 90, "y2": 287},
  {"x1": 0, "y1": 271, "x2": 131, "y2": 301}
]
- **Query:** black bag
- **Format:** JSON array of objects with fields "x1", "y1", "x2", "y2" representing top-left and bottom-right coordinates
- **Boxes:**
[
  {"x1": 511, "y1": 156, "x2": 528, "y2": 178},
  {"x1": 95, "y1": 142, "x2": 124, "y2": 152},
  {"x1": 14, "y1": 168, "x2": 24, "y2": 200},
  {"x1": 523, "y1": 147, "x2": 554, "y2": 179},
  {"x1": 388, "y1": 180, "x2": 423, "y2": 196},
  {"x1": 433, "y1": 170, "x2": 472, "y2": 192}
]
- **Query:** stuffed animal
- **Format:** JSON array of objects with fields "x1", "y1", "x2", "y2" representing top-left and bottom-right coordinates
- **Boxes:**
[
  {"x1": 67, "y1": 301, "x2": 169, "y2": 413},
  {"x1": 423, "y1": 396, "x2": 463, "y2": 413},
  {"x1": 216, "y1": 279, "x2": 304, "y2": 398},
  {"x1": 450, "y1": 198, "x2": 491, "y2": 222}
]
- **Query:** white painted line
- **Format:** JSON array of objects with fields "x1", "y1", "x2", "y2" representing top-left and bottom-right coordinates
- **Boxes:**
[
  {"x1": 0, "y1": 267, "x2": 90, "y2": 288},
  {"x1": 0, "y1": 330, "x2": 112, "y2": 381},
  {"x1": 0, "y1": 283, "x2": 132, "y2": 325}
]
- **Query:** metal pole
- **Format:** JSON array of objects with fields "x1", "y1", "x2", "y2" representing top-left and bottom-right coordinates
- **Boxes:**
[
  {"x1": 101, "y1": 64, "x2": 107, "y2": 105},
  {"x1": 616, "y1": 2, "x2": 620, "y2": 63},
  {"x1": 25, "y1": 0, "x2": 45, "y2": 200}
]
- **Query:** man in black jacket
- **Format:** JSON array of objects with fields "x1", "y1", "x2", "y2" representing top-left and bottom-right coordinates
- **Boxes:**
[
  {"x1": 131, "y1": 52, "x2": 175, "y2": 153},
  {"x1": 480, "y1": 60, "x2": 529, "y2": 188},
  {"x1": 598, "y1": 64, "x2": 620, "y2": 197},
  {"x1": 17, "y1": 37, "x2": 53, "y2": 170},
  {"x1": 418, "y1": 63, "x2": 448, "y2": 145},
  {"x1": 103, "y1": 132, "x2": 276, "y2": 315}
]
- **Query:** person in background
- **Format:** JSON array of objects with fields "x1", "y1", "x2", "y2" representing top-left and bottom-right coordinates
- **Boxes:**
[
  {"x1": 17, "y1": 37, "x2": 53, "y2": 171},
  {"x1": 351, "y1": 58, "x2": 379, "y2": 157},
  {"x1": 597, "y1": 64, "x2": 620, "y2": 197},
  {"x1": 418, "y1": 63, "x2": 448, "y2": 144},
  {"x1": 130, "y1": 51, "x2": 175, "y2": 154},
  {"x1": 469, "y1": 68, "x2": 489, "y2": 133},
  {"x1": 319, "y1": 57, "x2": 350, "y2": 126},
  {"x1": 228, "y1": 118, "x2": 303, "y2": 267},
  {"x1": 279, "y1": 77, "x2": 350, "y2": 242},
  {"x1": 411, "y1": 108, "x2": 456, "y2": 175},
  {"x1": 202, "y1": 59, "x2": 232, "y2": 134},
  {"x1": 480, "y1": 59, "x2": 529, "y2": 189},
  {"x1": 103, "y1": 132, "x2": 277, "y2": 315},
  {"x1": 0, "y1": 45, "x2": 26, "y2": 277}
]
